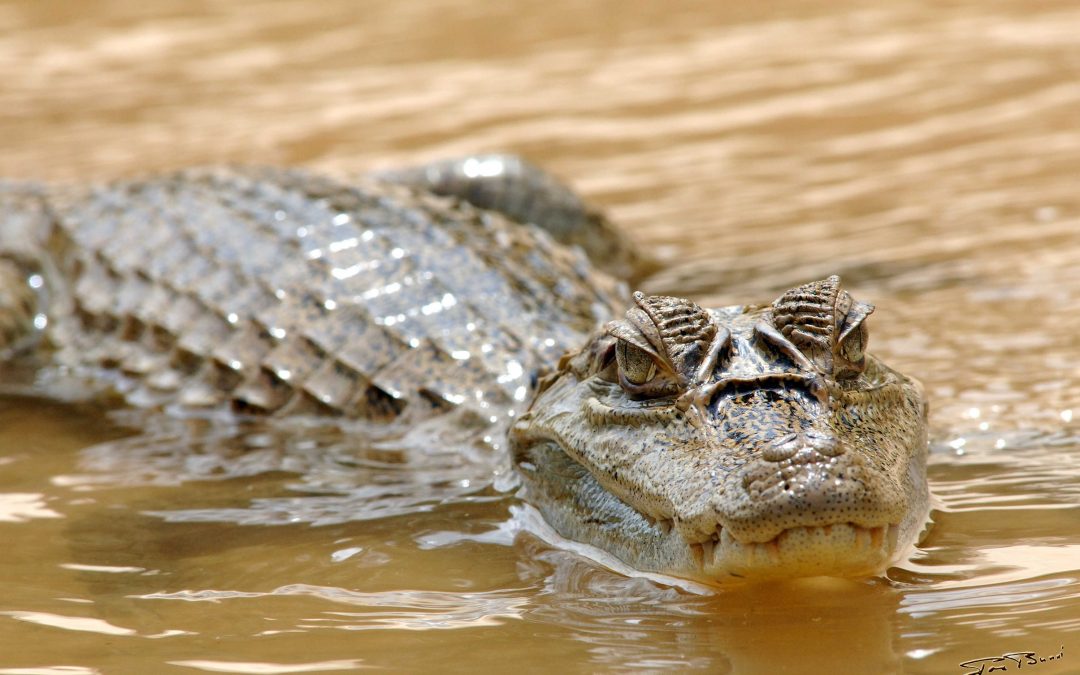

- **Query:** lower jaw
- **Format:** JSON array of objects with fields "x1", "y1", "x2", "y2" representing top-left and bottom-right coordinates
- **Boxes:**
[{"x1": 702, "y1": 522, "x2": 900, "y2": 581}]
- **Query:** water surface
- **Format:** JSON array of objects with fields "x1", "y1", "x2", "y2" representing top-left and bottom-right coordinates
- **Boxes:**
[{"x1": 1, "y1": 1, "x2": 1078, "y2": 673}]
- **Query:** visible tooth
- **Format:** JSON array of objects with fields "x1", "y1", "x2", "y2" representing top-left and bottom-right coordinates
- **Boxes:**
[
  {"x1": 870, "y1": 526, "x2": 884, "y2": 549},
  {"x1": 689, "y1": 542, "x2": 706, "y2": 567},
  {"x1": 699, "y1": 538, "x2": 714, "y2": 568},
  {"x1": 855, "y1": 526, "x2": 871, "y2": 549},
  {"x1": 764, "y1": 539, "x2": 780, "y2": 562},
  {"x1": 643, "y1": 514, "x2": 673, "y2": 536}
]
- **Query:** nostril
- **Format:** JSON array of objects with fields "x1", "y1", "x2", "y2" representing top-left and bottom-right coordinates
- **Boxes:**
[
  {"x1": 810, "y1": 435, "x2": 845, "y2": 457},
  {"x1": 762, "y1": 433, "x2": 799, "y2": 462},
  {"x1": 762, "y1": 432, "x2": 846, "y2": 462}
]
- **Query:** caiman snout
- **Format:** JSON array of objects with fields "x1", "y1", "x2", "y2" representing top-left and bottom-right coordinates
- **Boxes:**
[{"x1": 717, "y1": 431, "x2": 906, "y2": 544}]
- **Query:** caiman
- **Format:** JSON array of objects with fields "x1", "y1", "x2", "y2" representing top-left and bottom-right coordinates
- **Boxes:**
[{"x1": 0, "y1": 156, "x2": 929, "y2": 584}]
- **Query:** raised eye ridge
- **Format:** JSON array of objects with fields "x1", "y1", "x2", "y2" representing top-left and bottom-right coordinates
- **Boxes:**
[{"x1": 769, "y1": 275, "x2": 874, "y2": 379}]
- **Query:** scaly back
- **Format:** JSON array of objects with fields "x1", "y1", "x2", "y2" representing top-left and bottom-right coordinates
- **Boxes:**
[{"x1": 2, "y1": 167, "x2": 626, "y2": 426}]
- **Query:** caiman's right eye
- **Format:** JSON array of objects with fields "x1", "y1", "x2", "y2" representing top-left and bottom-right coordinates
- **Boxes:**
[
  {"x1": 604, "y1": 292, "x2": 715, "y2": 400},
  {"x1": 616, "y1": 340, "x2": 657, "y2": 385}
]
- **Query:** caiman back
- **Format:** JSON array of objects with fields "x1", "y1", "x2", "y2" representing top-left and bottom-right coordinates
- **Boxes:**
[{"x1": 0, "y1": 167, "x2": 625, "y2": 427}]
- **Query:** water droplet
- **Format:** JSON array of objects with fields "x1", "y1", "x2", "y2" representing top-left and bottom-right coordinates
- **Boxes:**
[
  {"x1": 462, "y1": 156, "x2": 505, "y2": 178},
  {"x1": 329, "y1": 237, "x2": 358, "y2": 253},
  {"x1": 506, "y1": 360, "x2": 523, "y2": 379},
  {"x1": 333, "y1": 265, "x2": 361, "y2": 281},
  {"x1": 421, "y1": 300, "x2": 442, "y2": 316}
]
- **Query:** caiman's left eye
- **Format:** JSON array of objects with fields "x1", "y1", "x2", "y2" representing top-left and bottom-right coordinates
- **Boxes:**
[
  {"x1": 616, "y1": 340, "x2": 657, "y2": 385},
  {"x1": 836, "y1": 319, "x2": 868, "y2": 379},
  {"x1": 769, "y1": 275, "x2": 875, "y2": 380}
]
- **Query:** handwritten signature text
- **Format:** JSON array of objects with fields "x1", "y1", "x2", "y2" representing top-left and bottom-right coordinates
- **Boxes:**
[{"x1": 959, "y1": 646, "x2": 1065, "y2": 675}]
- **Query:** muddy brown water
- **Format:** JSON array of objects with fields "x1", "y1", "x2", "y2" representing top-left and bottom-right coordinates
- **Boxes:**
[{"x1": 2, "y1": 1, "x2": 1079, "y2": 673}]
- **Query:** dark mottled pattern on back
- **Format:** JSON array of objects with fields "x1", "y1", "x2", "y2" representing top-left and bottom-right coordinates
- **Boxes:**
[{"x1": 1, "y1": 167, "x2": 626, "y2": 424}]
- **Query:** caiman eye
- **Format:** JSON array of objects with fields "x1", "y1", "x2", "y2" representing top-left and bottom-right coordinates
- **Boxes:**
[
  {"x1": 836, "y1": 319, "x2": 868, "y2": 379},
  {"x1": 770, "y1": 275, "x2": 874, "y2": 380},
  {"x1": 616, "y1": 340, "x2": 657, "y2": 385}
]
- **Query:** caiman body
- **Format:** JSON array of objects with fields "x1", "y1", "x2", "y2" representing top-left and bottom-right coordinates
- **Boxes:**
[
  {"x1": 0, "y1": 165, "x2": 626, "y2": 425},
  {"x1": 0, "y1": 158, "x2": 929, "y2": 584}
]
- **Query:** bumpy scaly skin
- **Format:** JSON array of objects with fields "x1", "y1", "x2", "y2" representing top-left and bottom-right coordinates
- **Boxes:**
[
  {"x1": 373, "y1": 155, "x2": 654, "y2": 283},
  {"x1": 0, "y1": 167, "x2": 625, "y2": 427},
  {"x1": 1, "y1": 164, "x2": 928, "y2": 583},
  {"x1": 511, "y1": 276, "x2": 929, "y2": 582}
]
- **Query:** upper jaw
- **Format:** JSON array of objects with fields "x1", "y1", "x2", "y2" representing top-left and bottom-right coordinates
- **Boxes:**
[
  {"x1": 703, "y1": 522, "x2": 902, "y2": 580},
  {"x1": 511, "y1": 419, "x2": 917, "y2": 583},
  {"x1": 711, "y1": 438, "x2": 910, "y2": 544},
  {"x1": 637, "y1": 446, "x2": 910, "y2": 580}
]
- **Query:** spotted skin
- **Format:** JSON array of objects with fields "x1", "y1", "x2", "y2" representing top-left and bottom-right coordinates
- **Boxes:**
[{"x1": 511, "y1": 280, "x2": 929, "y2": 582}]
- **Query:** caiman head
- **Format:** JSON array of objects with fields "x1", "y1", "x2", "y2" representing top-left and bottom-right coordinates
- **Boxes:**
[{"x1": 509, "y1": 276, "x2": 929, "y2": 583}]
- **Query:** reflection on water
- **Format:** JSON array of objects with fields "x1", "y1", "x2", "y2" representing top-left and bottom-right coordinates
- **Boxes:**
[{"x1": 2, "y1": 0, "x2": 1080, "y2": 672}]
